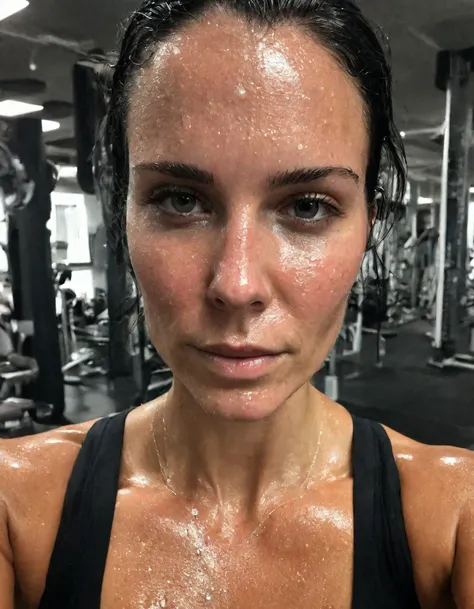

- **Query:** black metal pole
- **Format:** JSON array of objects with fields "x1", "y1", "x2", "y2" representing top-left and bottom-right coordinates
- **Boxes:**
[
  {"x1": 6, "y1": 215, "x2": 28, "y2": 322},
  {"x1": 105, "y1": 224, "x2": 134, "y2": 378},
  {"x1": 434, "y1": 50, "x2": 473, "y2": 360},
  {"x1": 7, "y1": 118, "x2": 65, "y2": 418},
  {"x1": 73, "y1": 61, "x2": 135, "y2": 383},
  {"x1": 408, "y1": 182, "x2": 420, "y2": 309}
]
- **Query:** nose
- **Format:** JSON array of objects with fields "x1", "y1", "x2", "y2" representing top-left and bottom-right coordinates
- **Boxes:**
[{"x1": 207, "y1": 215, "x2": 272, "y2": 313}]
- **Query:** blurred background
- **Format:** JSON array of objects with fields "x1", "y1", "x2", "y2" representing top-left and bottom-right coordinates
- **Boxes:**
[{"x1": 0, "y1": 0, "x2": 473, "y2": 447}]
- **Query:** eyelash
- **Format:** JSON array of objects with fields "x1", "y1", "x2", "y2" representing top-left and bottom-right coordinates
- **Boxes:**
[
  {"x1": 142, "y1": 185, "x2": 340, "y2": 226},
  {"x1": 285, "y1": 193, "x2": 338, "y2": 225}
]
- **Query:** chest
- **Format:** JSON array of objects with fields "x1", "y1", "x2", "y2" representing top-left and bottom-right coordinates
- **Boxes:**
[
  {"x1": 100, "y1": 488, "x2": 355, "y2": 609},
  {"x1": 15, "y1": 483, "x2": 356, "y2": 609}
]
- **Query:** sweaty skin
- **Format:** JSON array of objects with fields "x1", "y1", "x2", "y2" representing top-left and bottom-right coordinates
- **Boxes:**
[{"x1": 1, "y1": 9, "x2": 474, "y2": 609}]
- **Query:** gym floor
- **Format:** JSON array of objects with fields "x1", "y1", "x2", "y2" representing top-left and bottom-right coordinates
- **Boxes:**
[
  {"x1": 65, "y1": 376, "x2": 134, "y2": 424},
  {"x1": 65, "y1": 321, "x2": 474, "y2": 449},
  {"x1": 333, "y1": 321, "x2": 474, "y2": 449}
]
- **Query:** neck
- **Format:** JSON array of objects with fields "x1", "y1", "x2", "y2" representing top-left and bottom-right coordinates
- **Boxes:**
[{"x1": 151, "y1": 383, "x2": 325, "y2": 518}]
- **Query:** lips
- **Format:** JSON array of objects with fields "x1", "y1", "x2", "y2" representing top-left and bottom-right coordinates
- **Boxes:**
[
  {"x1": 192, "y1": 344, "x2": 284, "y2": 380},
  {"x1": 198, "y1": 344, "x2": 282, "y2": 358}
]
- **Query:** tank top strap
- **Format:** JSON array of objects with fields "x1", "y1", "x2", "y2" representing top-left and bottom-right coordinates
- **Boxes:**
[
  {"x1": 38, "y1": 409, "x2": 130, "y2": 609},
  {"x1": 351, "y1": 414, "x2": 421, "y2": 609}
]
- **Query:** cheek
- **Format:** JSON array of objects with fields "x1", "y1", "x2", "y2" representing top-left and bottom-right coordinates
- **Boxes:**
[
  {"x1": 277, "y1": 226, "x2": 365, "y2": 321},
  {"x1": 128, "y1": 220, "x2": 204, "y2": 320}
]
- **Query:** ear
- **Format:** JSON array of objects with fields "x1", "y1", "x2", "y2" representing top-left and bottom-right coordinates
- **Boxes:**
[
  {"x1": 369, "y1": 184, "x2": 386, "y2": 228},
  {"x1": 369, "y1": 201, "x2": 378, "y2": 226},
  {"x1": 364, "y1": 200, "x2": 378, "y2": 252}
]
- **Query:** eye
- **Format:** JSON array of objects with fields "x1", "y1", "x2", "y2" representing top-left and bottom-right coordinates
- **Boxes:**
[
  {"x1": 144, "y1": 186, "x2": 207, "y2": 216},
  {"x1": 285, "y1": 194, "x2": 335, "y2": 223}
]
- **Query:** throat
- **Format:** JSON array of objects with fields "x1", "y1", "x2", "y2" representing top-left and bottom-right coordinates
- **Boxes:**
[{"x1": 148, "y1": 384, "x2": 326, "y2": 519}]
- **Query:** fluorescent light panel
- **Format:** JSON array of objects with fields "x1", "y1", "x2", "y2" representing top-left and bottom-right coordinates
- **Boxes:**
[
  {"x1": 0, "y1": 99, "x2": 43, "y2": 117},
  {"x1": 58, "y1": 166, "x2": 78, "y2": 179},
  {"x1": 418, "y1": 197, "x2": 434, "y2": 204},
  {"x1": 0, "y1": 0, "x2": 29, "y2": 22},
  {"x1": 42, "y1": 120, "x2": 60, "y2": 133}
]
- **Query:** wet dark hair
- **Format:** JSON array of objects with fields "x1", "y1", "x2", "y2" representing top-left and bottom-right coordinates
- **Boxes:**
[{"x1": 103, "y1": 0, "x2": 407, "y2": 253}]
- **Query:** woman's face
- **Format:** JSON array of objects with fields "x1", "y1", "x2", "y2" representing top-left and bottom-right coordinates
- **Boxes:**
[{"x1": 127, "y1": 11, "x2": 370, "y2": 420}]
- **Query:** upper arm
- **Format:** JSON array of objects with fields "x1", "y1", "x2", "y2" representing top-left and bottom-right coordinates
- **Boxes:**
[
  {"x1": 0, "y1": 428, "x2": 90, "y2": 608},
  {"x1": 389, "y1": 434, "x2": 474, "y2": 608},
  {"x1": 0, "y1": 465, "x2": 15, "y2": 609},
  {"x1": 451, "y1": 496, "x2": 474, "y2": 608}
]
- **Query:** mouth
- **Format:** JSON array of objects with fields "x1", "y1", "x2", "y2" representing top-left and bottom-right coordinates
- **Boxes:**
[
  {"x1": 199, "y1": 344, "x2": 282, "y2": 358},
  {"x1": 192, "y1": 344, "x2": 285, "y2": 380}
]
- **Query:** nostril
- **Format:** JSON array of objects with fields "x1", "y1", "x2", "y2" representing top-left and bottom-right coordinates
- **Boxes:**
[{"x1": 214, "y1": 296, "x2": 226, "y2": 309}]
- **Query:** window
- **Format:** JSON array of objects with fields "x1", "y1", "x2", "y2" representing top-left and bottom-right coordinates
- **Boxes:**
[
  {"x1": 50, "y1": 192, "x2": 91, "y2": 265},
  {"x1": 469, "y1": 202, "x2": 474, "y2": 249}
]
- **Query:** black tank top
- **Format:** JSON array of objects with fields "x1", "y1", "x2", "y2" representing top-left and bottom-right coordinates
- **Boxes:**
[{"x1": 37, "y1": 411, "x2": 421, "y2": 609}]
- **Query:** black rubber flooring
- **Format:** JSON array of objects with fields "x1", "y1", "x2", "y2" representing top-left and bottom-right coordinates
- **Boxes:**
[
  {"x1": 65, "y1": 376, "x2": 135, "y2": 424},
  {"x1": 65, "y1": 321, "x2": 474, "y2": 449},
  {"x1": 334, "y1": 322, "x2": 474, "y2": 448}
]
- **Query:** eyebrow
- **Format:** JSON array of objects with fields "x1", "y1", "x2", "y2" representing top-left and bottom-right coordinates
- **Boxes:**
[{"x1": 133, "y1": 162, "x2": 360, "y2": 188}]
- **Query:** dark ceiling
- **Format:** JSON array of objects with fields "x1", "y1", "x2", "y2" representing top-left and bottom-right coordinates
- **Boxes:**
[{"x1": 1, "y1": 0, "x2": 474, "y2": 195}]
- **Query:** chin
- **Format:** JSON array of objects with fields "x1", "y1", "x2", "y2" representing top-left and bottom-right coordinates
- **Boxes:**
[{"x1": 173, "y1": 379, "x2": 306, "y2": 422}]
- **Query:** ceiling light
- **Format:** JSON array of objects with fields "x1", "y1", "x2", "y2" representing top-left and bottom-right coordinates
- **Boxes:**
[
  {"x1": 0, "y1": 99, "x2": 43, "y2": 117},
  {"x1": 42, "y1": 120, "x2": 60, "y2": 133},
  {"x1": 58, "y1": 165, "x2": 77, "y2": 179},
  {"x1": 0, "y1": 0, "x2": 29, "y2": 22},
  {"x1": 400, "y1": 131, "x2": 406, "y2": 138},
  {"x1": 470, "y1": 187, "x2": 474, "y2": 194},
  {"x1": 418, "y1": 196, "x2": 434, "y2": 204}
]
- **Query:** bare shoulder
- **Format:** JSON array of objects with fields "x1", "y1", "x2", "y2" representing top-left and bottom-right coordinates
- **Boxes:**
[
  {"x1": 0, "y1": 421, "x2": 97, "y2": 487},
  {"x1": 385, "y1": 426, "x2": 474, "y2": 606},
  {"x1": 386, "y1": 425, "x2": 474, "y2": 505},
  {"x1": 0, "y1": 420, "x2": 97, "y2": 512}
]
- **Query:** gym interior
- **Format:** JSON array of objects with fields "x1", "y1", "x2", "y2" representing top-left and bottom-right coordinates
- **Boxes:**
[{"x1": 0, "y1": 0, "x2": 473, "y2": 448}]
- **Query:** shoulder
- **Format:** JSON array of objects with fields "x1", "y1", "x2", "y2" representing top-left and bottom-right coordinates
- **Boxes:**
[
  {"x1": 0, "y1": 407, "x2": 147, "y2": 514},
  {"x1": 385, "y1": 426, "x2": 474, "y2": 606},
  {"x1": 0, "y1": 420, "x2": 98, "y2": 528},
  {"x1": 386, "y1": 426, "x2": 474, "y2": 509},
  {"x1": 0, "y1": 420, "x2": 96, "y2": 481}
]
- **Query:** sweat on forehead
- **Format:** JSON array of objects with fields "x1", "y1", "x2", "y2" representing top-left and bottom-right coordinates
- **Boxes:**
[{"x1": 126, "y1": 10, "x2": 368, "y2": 171}]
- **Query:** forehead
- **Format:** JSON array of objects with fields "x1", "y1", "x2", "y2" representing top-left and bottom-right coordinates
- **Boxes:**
[{"x1": 127, "y1": 9, "x2": 368, "y2": 177}]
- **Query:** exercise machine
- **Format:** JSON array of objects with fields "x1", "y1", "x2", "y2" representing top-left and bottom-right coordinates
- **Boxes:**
[
  {"x1": 324, "y1": 291, "x2": 365, "y2": 401},
  {"x1": 55, "y1": 265, "x2": 109, "y2": 385}
]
